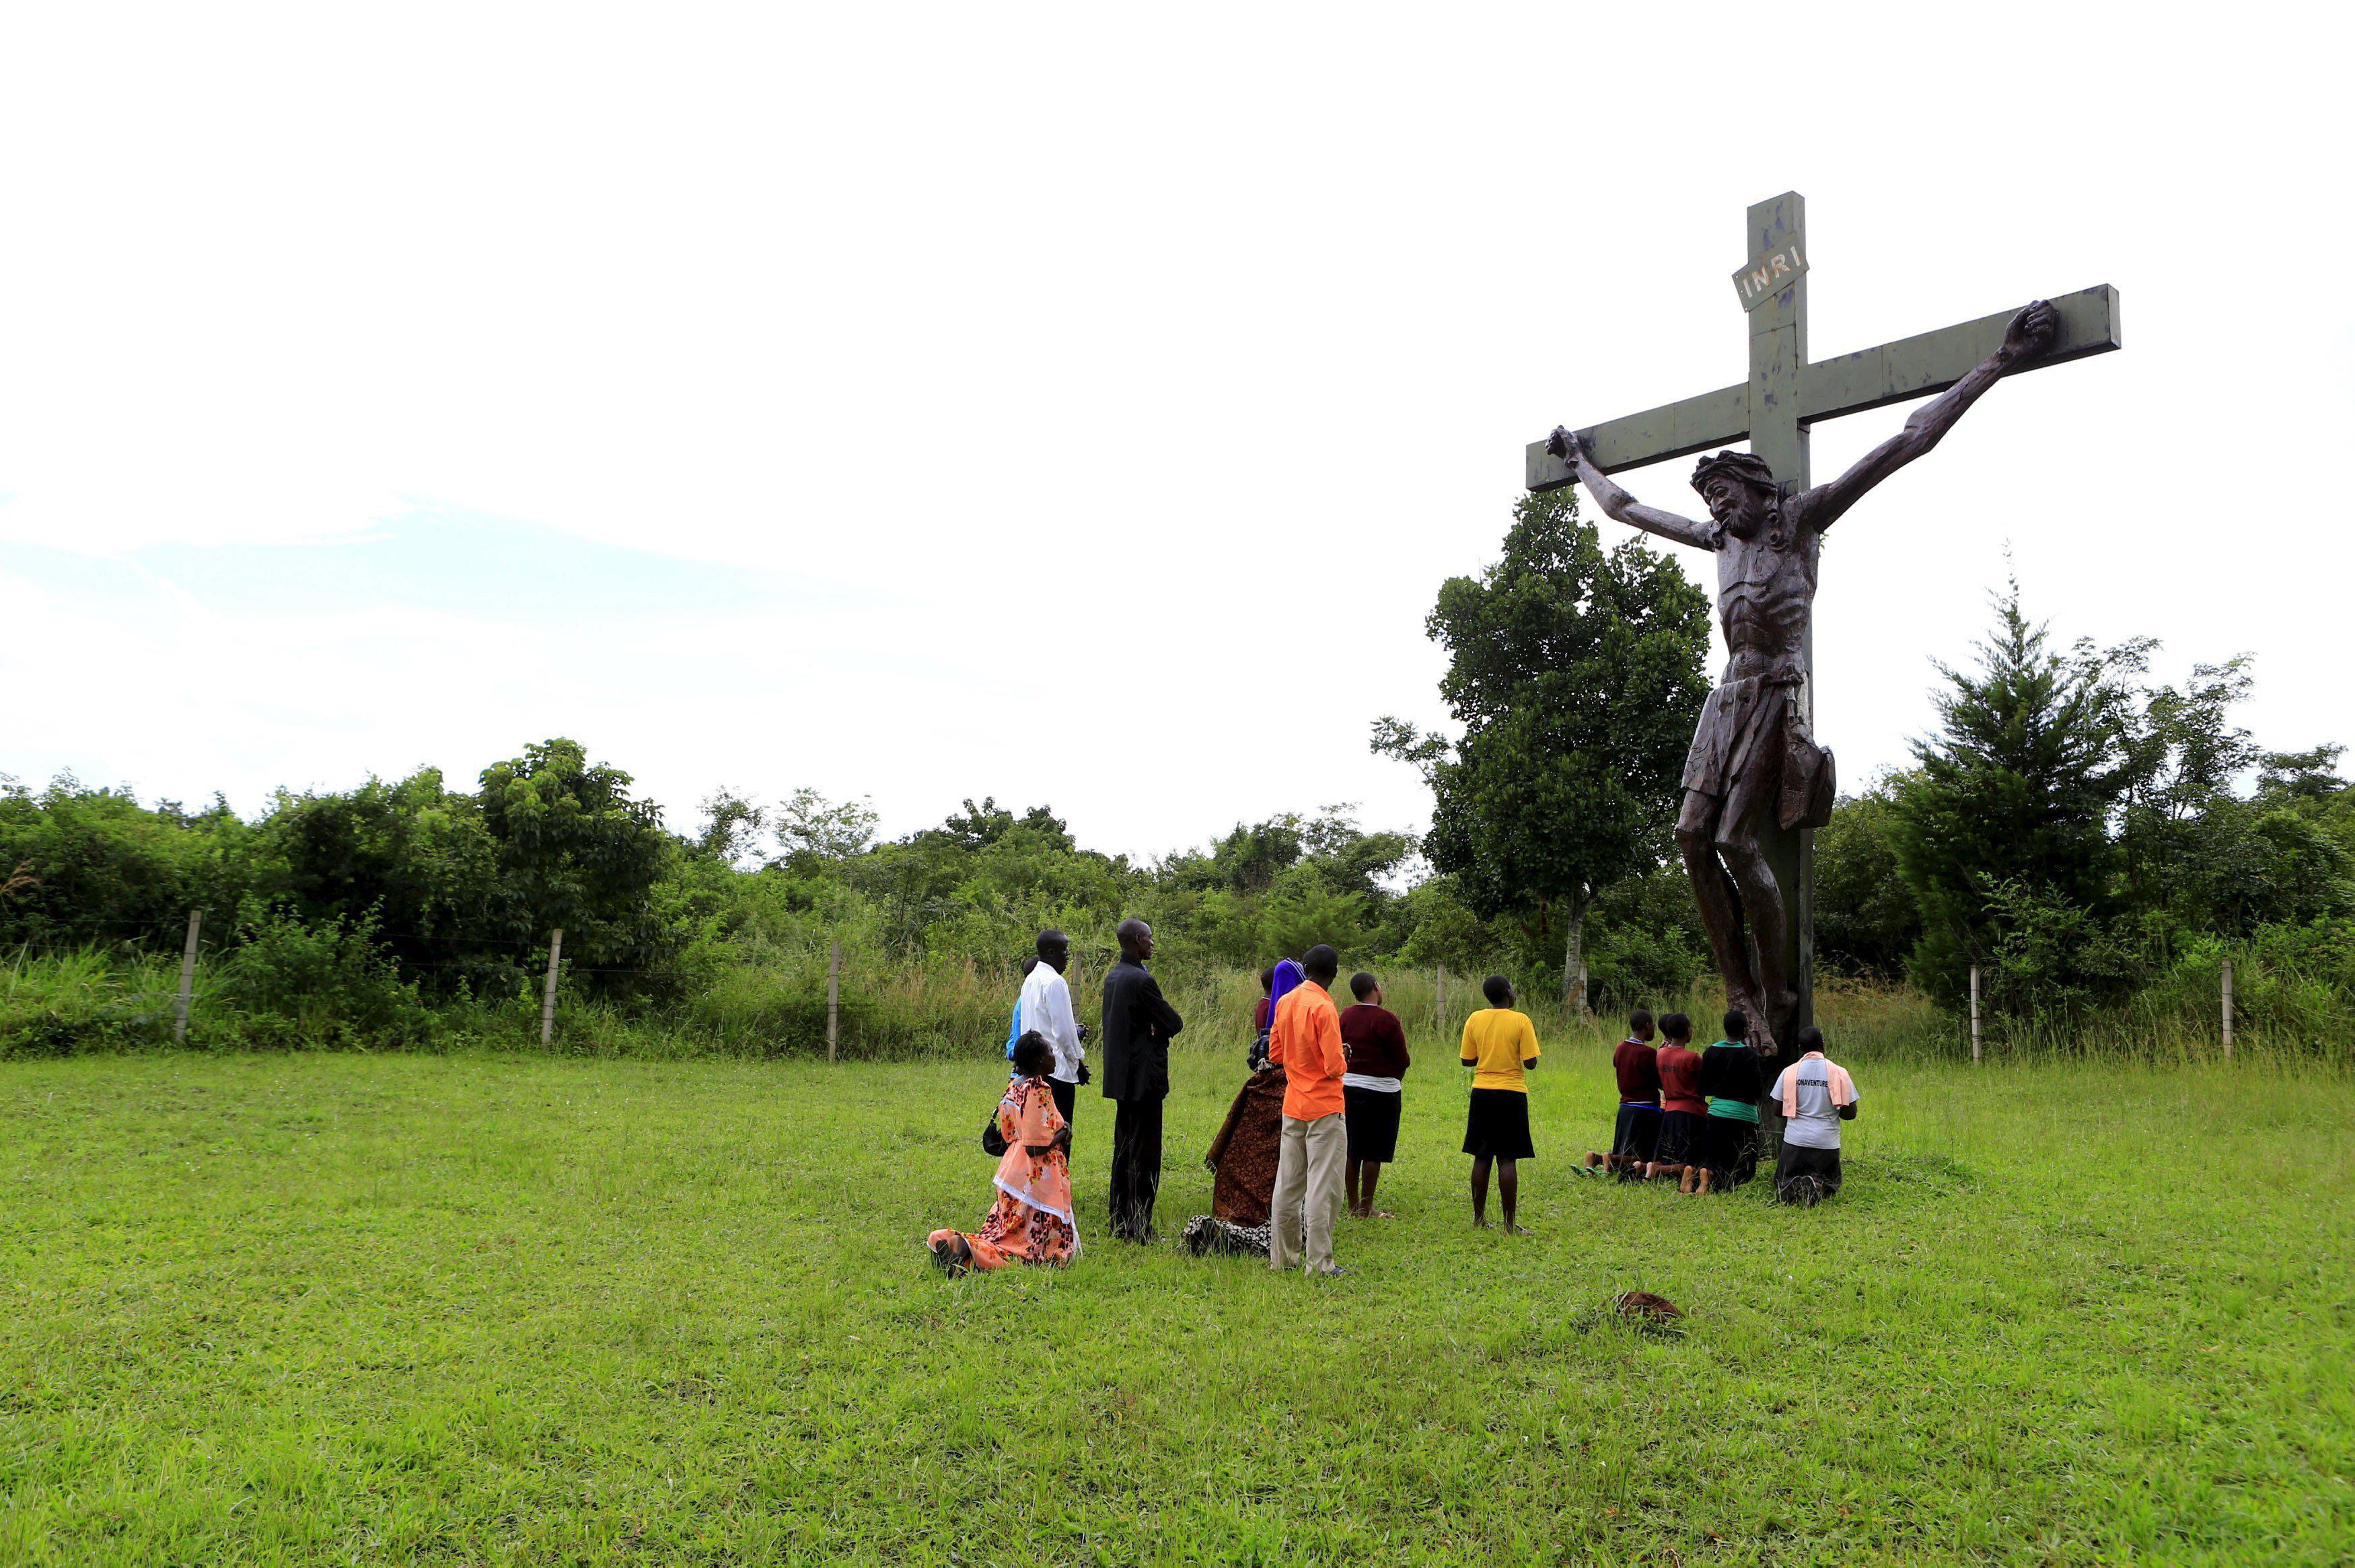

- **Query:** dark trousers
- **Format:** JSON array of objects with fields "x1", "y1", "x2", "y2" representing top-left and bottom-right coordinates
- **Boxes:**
[
  {"x1": 1049, "y1": 1077, "x2": 1076, "y2": 1130},
  {"x1": 1774, "y1": 1143, "x2": 1842, "y2": 1203},
  {"x1": 1108, "y1": 1096, "x2": 1164, "y2": 1240}
]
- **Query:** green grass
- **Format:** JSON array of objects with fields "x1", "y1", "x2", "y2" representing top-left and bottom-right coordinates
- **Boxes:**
[{"x1": 3, "y1": 1038, "x2": 2349, "y2": 1565}]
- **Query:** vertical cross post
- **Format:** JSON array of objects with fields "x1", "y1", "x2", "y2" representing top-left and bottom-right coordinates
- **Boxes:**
[
  {"x1": 1745, "y1": 191, "x2": 1815, "y2": 1040},
  {"x1": 174, "y1": 909, "x2": 202, "y2": 1045},
  {"x1": 540, "y1": 928, "x2": 564, "y2": 1046}
]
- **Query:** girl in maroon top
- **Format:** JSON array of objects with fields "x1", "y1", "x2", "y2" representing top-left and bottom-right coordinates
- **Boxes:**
[
  {"x1": 1581, "y1": 1008, "x2": 1660, "y2": 1178},
  {"x1": 1339, "y1": 972, "x2": 1411, "y2": 1218}
]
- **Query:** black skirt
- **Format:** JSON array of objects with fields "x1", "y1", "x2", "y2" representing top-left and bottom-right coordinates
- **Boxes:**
[
  {"x1": 1704, "y1": 1113, "x2": 1760, "y2": 1187},
  {"x1": 1657, "y1": 1109, "x2": 1706, "y2": 1166},
  {"x1": 1462, "y1": 1088, "x2": 1535, "y2": 1160},
  {"x1": 1343, "y1": 1085, "x2": 1401, "y2": 1163},
  {"x1": 1611, "y1": 1103, "x2": 1661, "y2": 1162}
]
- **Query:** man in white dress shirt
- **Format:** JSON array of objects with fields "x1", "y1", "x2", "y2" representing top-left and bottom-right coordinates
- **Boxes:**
[{"x1": 1016, "y1": 928, "x2": 1089, "y2": 1130}]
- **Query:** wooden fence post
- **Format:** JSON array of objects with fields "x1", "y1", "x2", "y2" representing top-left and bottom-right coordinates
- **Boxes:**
[
  {"x1": 1969, "y1": 963, "x2": 1982, "y2": 1064},
  {"x1": 174, "y1": 909, "x2": 202, "y2": 1044},
  {"x1": 2221, "y1": 957, "x2": 2234, "y2": 1059},
  {"x1": 540, "y1": 928, "x2": 563, "y2": 1046},
  {"x1": 826, "y1": 939, "x2": 841, "y2": 1063}
]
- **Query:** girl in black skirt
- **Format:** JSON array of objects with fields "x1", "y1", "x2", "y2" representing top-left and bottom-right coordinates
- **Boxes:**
[
  {"x1": 1694, "y1": 1007, "x2": 1768, "y2": 1193},
  {"x1": 1458, "y1": 975, "x2": 1542, "y2": 1233}
]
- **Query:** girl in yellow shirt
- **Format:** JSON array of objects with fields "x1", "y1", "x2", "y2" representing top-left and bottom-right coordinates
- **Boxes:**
[{"x1": 1459, "y1": 975, "x2": 1540, "y2": 1232}]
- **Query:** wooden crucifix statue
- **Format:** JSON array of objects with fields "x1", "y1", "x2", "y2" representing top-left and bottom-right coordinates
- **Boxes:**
[{"x1": 1529, "y1": 192, "x2": 2119, "y2": 1059}]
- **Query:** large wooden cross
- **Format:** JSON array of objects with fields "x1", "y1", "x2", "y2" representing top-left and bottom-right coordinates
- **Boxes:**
[{"x1": 1525, "y1": 191, "x2": 2120, "y2": 1034}]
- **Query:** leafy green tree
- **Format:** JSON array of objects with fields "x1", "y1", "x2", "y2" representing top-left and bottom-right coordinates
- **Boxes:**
[
  {"x1": 1375, "y1": 486, "x2": 1710, "y2": 1006},
  {"x1": 1889, "y1": 579, "x2": 2139, "y2": 1003},
  {"x1": 771, "y1": 788, "x2": 878, "y2": 872},
  {"x1": 2257, "y1": 745, "x2": 2348, "y2": 806},
  {"x1": 1580, "y1": 860, "x2": 1712, "y2": 1005},
  {"x1": 1166, "y1": 817, "x2": 1306, "y2": 895},
  {"x1": 1259, "y1": 868, "x2": 1367, "y2": 963},
  {"x1": 477, "y1": 739, "x2": 677, "y2": 985},
  {"x1": 2115, "y1": 657, "x2": 2258, "y2": 911},
  {"x1": 1154, "y1": 805, "x2": 1413, "y2": 967},
  {"x1": 1390, "y1": 876, "x2": 1510, "y2": 972},
  {"x1": 1811, "y1": 780, "x2": 1923, "y2": 978},
  {"x1": 0, "y1": 776, "x2": 256, "y2": 948},
  {"x1": 692, "y1": 790, "x2": 768, "y2": 868},
  {"x1": 258, "y1": 768, "x2": 506, "y2": 990},
  {"x1": 2109, "y1": 665, "x2": 2353, "y2": 942}
]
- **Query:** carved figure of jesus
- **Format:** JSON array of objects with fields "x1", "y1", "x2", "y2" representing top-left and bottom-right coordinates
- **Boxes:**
[{"x1": 1546, "y1": 299, "x2": 2059, "y2": 1057}]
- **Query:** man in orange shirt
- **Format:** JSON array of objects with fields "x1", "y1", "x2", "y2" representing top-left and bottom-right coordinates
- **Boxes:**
[{"x1": 1266, "y1": 943, "x2": 1350, "y2": 1277}]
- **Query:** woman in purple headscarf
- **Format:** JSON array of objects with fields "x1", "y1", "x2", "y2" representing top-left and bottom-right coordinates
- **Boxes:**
[{"x1": 1183, "y1": 959, "x2": 1303, "y2": 1257}]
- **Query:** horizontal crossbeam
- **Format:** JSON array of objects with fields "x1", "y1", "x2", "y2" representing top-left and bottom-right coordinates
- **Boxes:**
[
  {"x1": 1525, "y1": 283, "x2": 2121, "y2": 493},
  {"x1": 1524, "y1": 383, "x2": 1746, "y2": 492},
  {"x1": 1799, "y1": 284, "x2": 2120, "y2": 426}
]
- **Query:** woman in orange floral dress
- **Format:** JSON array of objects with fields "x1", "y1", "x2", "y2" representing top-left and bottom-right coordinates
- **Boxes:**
[{"x1": 930, "y1": 1032, "x2": 1080, "y2": 1275}]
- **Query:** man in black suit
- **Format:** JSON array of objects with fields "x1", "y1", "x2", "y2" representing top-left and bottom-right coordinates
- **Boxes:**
[{"x1": 1099, "y1": 917, "x2": 1184, "y2": 1242}]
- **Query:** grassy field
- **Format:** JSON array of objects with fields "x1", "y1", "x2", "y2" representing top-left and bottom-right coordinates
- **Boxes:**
[{"x1": 3, "y1": 1036, "x2": 2349, "y2": 1565}]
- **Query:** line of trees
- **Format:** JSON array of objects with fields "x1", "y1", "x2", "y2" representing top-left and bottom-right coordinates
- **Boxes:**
[{"x1": 3, "y1": 492, "x2": 2348, "y2": 1055}]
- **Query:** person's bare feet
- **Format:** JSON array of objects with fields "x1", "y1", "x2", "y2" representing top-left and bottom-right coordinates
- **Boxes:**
[
  {"x1": 1677, "y1": 1167, "x2": 1697, "y2": 1195},
  {"x1": 1472, "y1": 1218, "x2": 1490, "y2": 1229}
]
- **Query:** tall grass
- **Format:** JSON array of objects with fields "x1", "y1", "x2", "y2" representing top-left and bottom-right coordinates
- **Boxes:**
[
  {"x1": 0, "y1": 946, "x2": 189, "y2": 1054},
  {"x1": 2, "y1": 940, "x2": 2345, "y2": 1068}
]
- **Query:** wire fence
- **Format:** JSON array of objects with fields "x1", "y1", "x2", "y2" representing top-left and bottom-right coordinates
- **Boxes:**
[{"x1": 4, "y1": 908, "x2": 2294, "y2": 1068}]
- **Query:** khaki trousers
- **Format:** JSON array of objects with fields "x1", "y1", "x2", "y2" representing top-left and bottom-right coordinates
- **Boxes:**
[{"x1": 1270, "y1": 1111, "x2": 1347, "y2": 1273}]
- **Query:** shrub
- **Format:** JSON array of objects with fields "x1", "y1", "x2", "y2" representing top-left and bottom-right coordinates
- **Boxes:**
[{"x1": 217, "y1": 911, "x2": 439, "y2": 1050}]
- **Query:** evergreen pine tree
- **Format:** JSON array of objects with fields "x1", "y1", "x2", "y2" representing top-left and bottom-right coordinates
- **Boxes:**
[{"x1": 1889, "y1": 576, "x2": 2137, "y2": 1003}]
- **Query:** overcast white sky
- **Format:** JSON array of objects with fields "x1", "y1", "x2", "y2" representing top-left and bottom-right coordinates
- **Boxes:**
[{"x1": 3, "y1": 4, "x2": 2349, "y2": 860}]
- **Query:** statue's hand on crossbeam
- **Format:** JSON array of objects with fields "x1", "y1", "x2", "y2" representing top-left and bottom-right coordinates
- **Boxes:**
[
  {"x1": 1546, "y1": 424, "x2": 1716, "y2": 551},
  {"x1": 1806, "y1": 298, "x2": 2066, "y2": 533},
  {"x1": 1996, "y1": 300, "x2": 2060, "y2": 370}
]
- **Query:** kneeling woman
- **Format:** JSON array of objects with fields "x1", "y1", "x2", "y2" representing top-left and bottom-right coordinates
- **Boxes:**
[
  {"x1": 1180, "y1": 959, "x2": 1300, "y2": 1257},
  {"x1": 930, "y1": 1032, "x2": 1080, "y2": 1276}
]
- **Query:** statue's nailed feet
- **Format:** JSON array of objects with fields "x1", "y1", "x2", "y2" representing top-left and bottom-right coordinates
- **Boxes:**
[{"x1": 1731, "y1": 985, "x2": 1782, "y2": 1059}]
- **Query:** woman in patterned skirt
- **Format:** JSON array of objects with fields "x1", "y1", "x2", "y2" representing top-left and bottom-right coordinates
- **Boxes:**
[
  {"x1": 1181, "y1": 963, "x2": 1299, "y2": 1257},
  {"x1": 930, "y1": 1032, "x2": 1079, "y2": 1275}
]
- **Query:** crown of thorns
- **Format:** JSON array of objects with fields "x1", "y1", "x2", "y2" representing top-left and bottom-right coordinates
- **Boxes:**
[{"x1": 1692, "y1": 451, "x2": 1780, "y2": 494}]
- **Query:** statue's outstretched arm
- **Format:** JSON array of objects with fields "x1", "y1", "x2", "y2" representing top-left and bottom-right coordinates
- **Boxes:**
[
  {"x1": 1808, "y1": 301, "x2": 2059, "y2": 532},
  {"x1": 1546, "y1": 428, "x2": 1716, "y2": 550}
]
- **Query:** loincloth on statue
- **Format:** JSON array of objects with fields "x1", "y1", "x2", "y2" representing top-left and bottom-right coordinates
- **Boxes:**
[{"x1": 1681, "y1": 675, "x2": 1837, "y2": 831}]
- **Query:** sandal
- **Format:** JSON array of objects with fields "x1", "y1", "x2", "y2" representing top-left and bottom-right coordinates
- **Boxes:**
[{"x1": 929, "y1": 1237, "x2": 970, "y2": 1279}]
